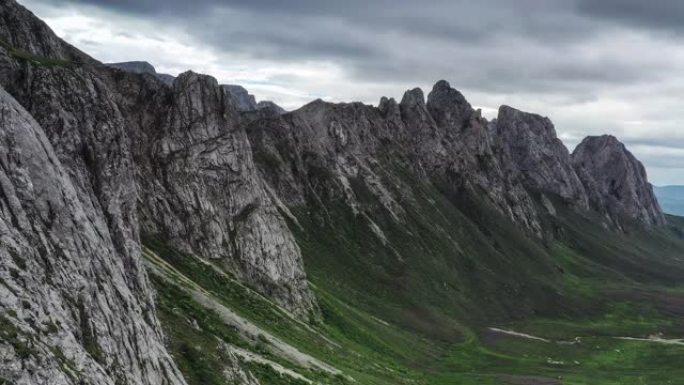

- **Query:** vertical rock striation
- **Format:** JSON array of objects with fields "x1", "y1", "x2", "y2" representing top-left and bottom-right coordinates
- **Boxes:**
[
  {"x1": 0, "y1": 85, "x2": 186, "y2": 385},
  {"x1": 572, "y1": 135, "x2": 665, "y2": 227},
  {"x1": 0, "y1": 0, "x2": 670, "y2": 383}
]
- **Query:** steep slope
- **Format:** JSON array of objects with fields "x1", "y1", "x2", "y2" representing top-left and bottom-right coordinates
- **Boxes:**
[
  {"x1": 494, "y1": 105, "x2": 588, "y2": 209},
  {"x1": 0, "y1": 1, "x2": 312, "y2": 384},
  {"x1": 0, "y1": 85, "x2": 185, "y2": 385},
  {"x1": 572, "y1": 135, "x2": 665, "y2": 228},
  {"x1": 122, "y1": 70, "x2": 315, "y2": 315},
  {"x1": 107, "y1": 61, "x2": 175, "y2": 85},
  {"x1": 0, "y1": 0, "x2": 314, "y2": 317},
  {"x1": 2, "y1": 1, "x2": 684, "y2": 385}
]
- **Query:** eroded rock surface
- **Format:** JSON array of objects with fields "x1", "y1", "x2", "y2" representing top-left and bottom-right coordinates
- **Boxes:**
[
  {"x1": 0, "y1": 85, "x2": 186, "y2": 385},
  {"x1": 572, "y1": 135, "x2": 665, "y2": 227}
]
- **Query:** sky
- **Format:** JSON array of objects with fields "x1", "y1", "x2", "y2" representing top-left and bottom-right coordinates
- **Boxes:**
[{"x1": 18, "y1": 0, "x2": 684, "y2": 185}]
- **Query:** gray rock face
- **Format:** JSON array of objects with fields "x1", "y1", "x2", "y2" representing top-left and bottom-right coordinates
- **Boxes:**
[
  {"x1": 0, "y1": 1, "x2": 315, "y2": 383},
  {"x1": 246, "y1": 81, "x2": 544, "y2": 236},
  {"x1": 107, "y1": 61, "x2": 175, "y2": 86},
  {"x1": 572, "y1": 135, "x2": 666, "y2": 227},
  {"x1": 426, "y1": 79, "x2": 473, "y2": 130},
  {"x1": 0, "y1": 1, "x2": 91, "y2": 64},
  {"x1": 223, "y1": 84, "x2": 286, "y2": 113},
  {"x1": 257, "y1": 100, "x2": 286, "y2": 114},
  {"x1": 155, "y1": 72, "x2": 176, "y2": 86},
  {"x1": 495, "y1": 105, "x2": 589, "y2": 208},
  {"x1": 0, "y1": 0, "x2": 669, "y2": 383},
  {"x1": 131, "y1": 71, "x2": 315, "y2": 315},
  {"x1": 0, "y1": 85, "x2": 186, "y2": 385},
  {"x1": 0, "y1": 0, "x2": 315, "y2": 317},
  {"x1": 247, "y1": 79, "x2": 665, "y2": 240},
  {"x1": 107, "y1": 61, "x2": 156, "y2": 74},
  {"x1": 223, "y1": 84, "x2": 258, "y2": 111}
]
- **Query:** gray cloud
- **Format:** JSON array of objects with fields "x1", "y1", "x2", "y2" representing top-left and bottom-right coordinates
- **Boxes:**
[
  {"x1": 576, "y1": 0, "x2": 684, "y2": 35},
  {"x1": 18, "y1": 0, "x2": 684, "y2": 184}
]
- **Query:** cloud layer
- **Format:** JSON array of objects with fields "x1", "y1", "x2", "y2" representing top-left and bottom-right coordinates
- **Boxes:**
[{"x1": 19, "y1": 0, "x2": 684, "y2": 185}]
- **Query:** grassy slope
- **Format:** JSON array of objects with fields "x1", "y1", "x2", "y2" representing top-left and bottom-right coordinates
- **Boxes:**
[{"x1": 143, "y1": 170, "x2": 684, "y2": 384}]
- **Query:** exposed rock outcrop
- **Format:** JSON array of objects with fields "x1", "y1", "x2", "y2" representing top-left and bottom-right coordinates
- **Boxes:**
[
  {"x1": 495, "y1": 105, "x2": 589, "y2": 208},
  {"x1": 0, "y1": 84, "x2": 186, "y2": 385},
  {"x1": 0, "y1": 1, "x2": 314, "y2": 384},
  {"x1": 132, "y1": 71, "x2": 315, "y2": 315},
  {"x1": 0, "y1": 1, "x2": 670, "y2": 383},
  {"x1": 107, "y1": 61, "x2": 175, "y2": 85},
  {"x1": 107, "y1": 60, "x2": 156, "y2": 74},
  {"x1": 223, "y1": 84, "x2": 286, "y2": 113},
  {"x1": 257, "y1": 100, "x2": 286, "y2": 114},
  {"x1": 223, "y1": 84, "x2": 258, "y2": 111},
  {"x1": 572, "y1": 135, "x2": 665, "y2": 227}
]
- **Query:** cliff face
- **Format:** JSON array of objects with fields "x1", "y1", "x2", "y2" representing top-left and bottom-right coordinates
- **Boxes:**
[
  {"x1": 247, "y1": 79, "x2": 663, "y2": 236},
  {"x1": 495, "y1": 105, "x2": 589, "y2": 209},
  {"x1": 127, "y1": 71, "x2": 314, "y2": 314},
  {"x1": 0, "y1": 84, "x2": 186, "y2": 385},
  {"x1": 0, "y1": 1, "x2": 670, "y2": 384},
  {"x1": 572, "y1": 135, "x2": 666, "y2": 227},
  {"x1": 0, "y1": 1, "x2": 312, "y2": 384}
]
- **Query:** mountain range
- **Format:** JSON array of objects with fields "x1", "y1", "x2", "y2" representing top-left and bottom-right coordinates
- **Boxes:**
[{"x1": 1, "y1": 1, "x2": 684, "y2": 384}]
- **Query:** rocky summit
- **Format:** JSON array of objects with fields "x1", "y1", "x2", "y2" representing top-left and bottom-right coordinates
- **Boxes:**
[{"x1": 1, "y1": 1, "x2": 683, "y2": 385}]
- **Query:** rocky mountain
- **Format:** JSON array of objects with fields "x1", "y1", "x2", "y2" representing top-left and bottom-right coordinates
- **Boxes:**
[
  {"x1": 107, "y1": 61, "x2": 175, "y2": 86},
  {"x1": 222, "y1": 84, "x2": 286, "y2": 113},
  {"x1": 1, "y1": 1, "x2": 683, "y2": 385},
  {"x1": 105, "y1": 66, "x2": 287, "y2": 113},
  {"x1": 223, "y1": 84, "x2": 258, "y2": 111},
  {"x1": 572, "y1": 135, "x2": 665, "y2": 227}
]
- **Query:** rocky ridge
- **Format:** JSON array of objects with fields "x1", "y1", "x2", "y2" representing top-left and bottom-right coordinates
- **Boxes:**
[
  {"x1": 572, "y1": 135, "x2": 666, "y2": 227},
  {"x1": 0, "y1": 1, "x2": 667, "y2": 384},
  {"x1": 107, "y1": 61, "x2": 175, "y2": 85}
]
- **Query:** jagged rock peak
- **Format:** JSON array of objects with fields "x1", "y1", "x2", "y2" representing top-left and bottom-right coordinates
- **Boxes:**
[
  {"x1": 495, "y1": 105, "x2": 589, "y2": 207},
  {"x1": 497, "y1": 105, "x2": 556, "y2": 137},
  {"x1": 107, "y1": 60, "x2": 157, "y2": 74},
  {"x1": 223, "y1": 84, "x2": 286, "y2": 113},
  {"x1": 257, "y1": 100, "x2": 286, "y2": 113},
  {"x1": 107, "y1": 61, "x2": 176, "y2": 85},
  {"x1": 427, "y1": 80, "x2": 473, "y2": 129},
  {"x1": 0, "y1": 0, "x2": 93, "y2": 63},
  {"x1": 175, "y1": 70, "x2": 219, "y2": 87},
  {"x1": 400, "y1": 87, "x2": 426, "y2": 108},
  {"x1": 378, "y1": 96, "x2": 400, "y2": 119},
  {"x1": 572, "y1": 135, "x2": 665, "y2": 227},
  {"x1": 223, "y1": 84, "x2": 258, "y2": 111}
]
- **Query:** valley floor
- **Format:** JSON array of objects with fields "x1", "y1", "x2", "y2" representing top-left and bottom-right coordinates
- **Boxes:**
[{"x1": 142, "y1": 235, "x2": 684, "y2": 385}]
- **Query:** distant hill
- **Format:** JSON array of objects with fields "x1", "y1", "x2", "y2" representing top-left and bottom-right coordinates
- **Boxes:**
[{"x1": 655, "y1": 185, "x2": 684, "y2": 216}]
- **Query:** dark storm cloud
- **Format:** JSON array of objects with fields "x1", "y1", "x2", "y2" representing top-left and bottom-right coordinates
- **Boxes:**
[
  {"x1": 575, "y1": 0, "x2": 684, "y2": 34},
  {"x1": 20, "y1": 0, "x2": 684, "y2": 184},
  {"x1": 34, "y1": 0, "x2": 666, "y2": 93}
]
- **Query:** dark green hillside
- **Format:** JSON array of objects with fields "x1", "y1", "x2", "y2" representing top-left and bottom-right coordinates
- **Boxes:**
[{"x1": 144, "y1": 171, "x2": 684, "y2": 385}]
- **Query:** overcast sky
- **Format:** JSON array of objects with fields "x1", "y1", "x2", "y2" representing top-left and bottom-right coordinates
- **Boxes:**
[{"x1": 19, "y1": 0, "x2": 684, "y2": 185}]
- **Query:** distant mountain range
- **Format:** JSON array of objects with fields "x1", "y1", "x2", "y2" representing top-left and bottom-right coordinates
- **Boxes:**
[{"x1": 655, "y1": 185, "x2": 684, "y2": 216}]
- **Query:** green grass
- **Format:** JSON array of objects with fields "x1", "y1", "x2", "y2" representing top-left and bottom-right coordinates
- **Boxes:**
[
  {"x1": 1, "y1": 37, "x2": 73, "y2": 67},
  {"x1": 152, "y1": 274, "x2": 258, "y2": 385},
  {"x1": 143, "y1": 163, "x2": 684, "y2": 384},
  {"x1": 0, "y1": 315, "x2": 35, "y2": 359},
  {"x1": 145, "y1": 233, "x2": 684, "y2": 385}
]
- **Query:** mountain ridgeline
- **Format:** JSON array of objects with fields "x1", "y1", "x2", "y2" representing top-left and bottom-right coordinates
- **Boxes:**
[{"x1": 1, "y1": 1, "x2": 684, "y2": 385}]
